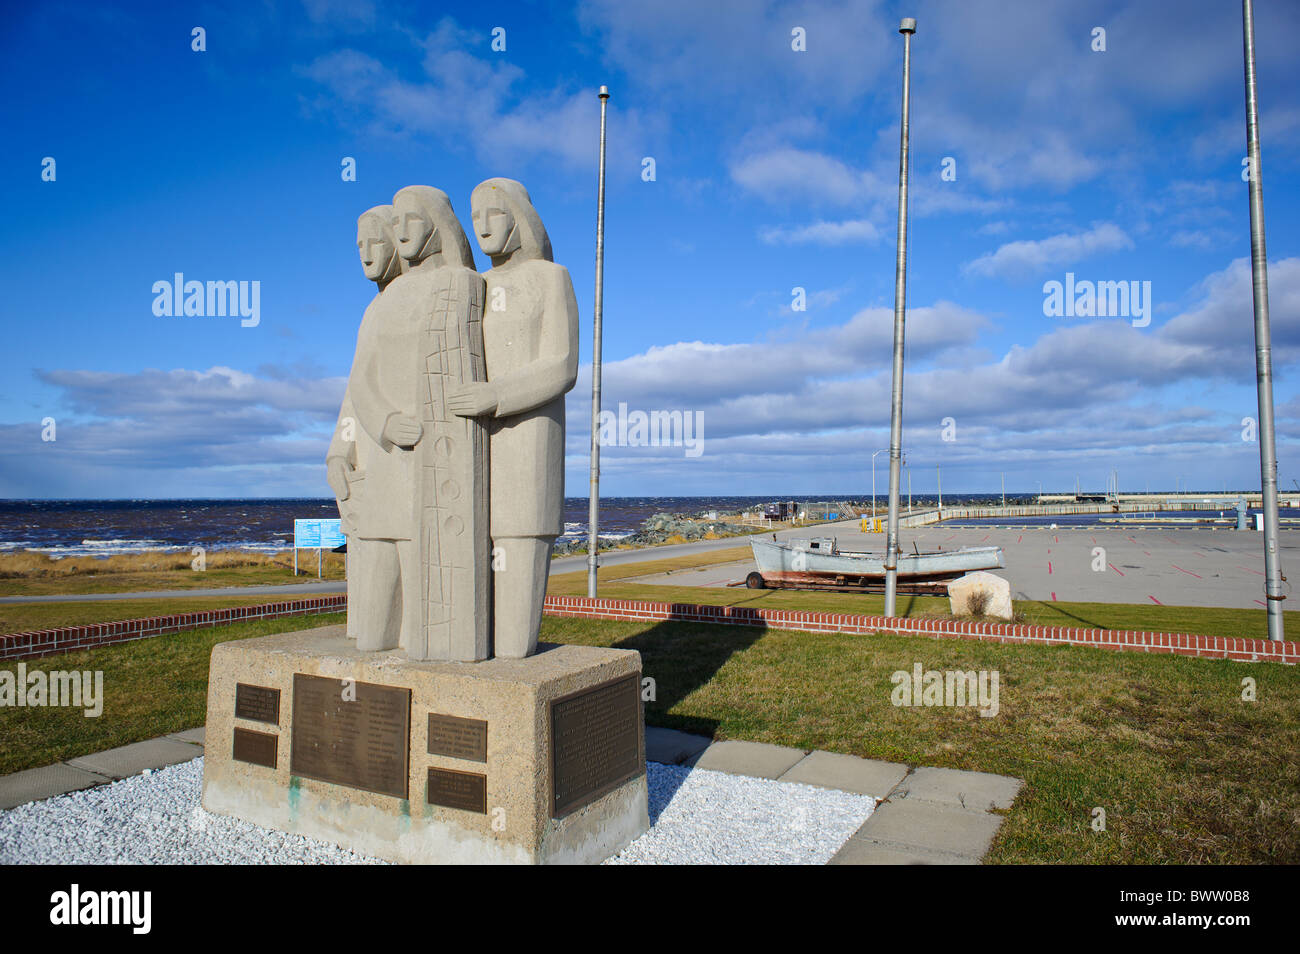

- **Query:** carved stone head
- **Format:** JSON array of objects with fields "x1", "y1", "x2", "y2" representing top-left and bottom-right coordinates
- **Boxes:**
[
  {"x1": 356, "y1": 205, "x2": 402, "y2": 288},
  {"x1": 392, "y1": 186, "x2": 474, "y2": 269},
  {"x1": 470, "y1": 178, "x2": 552, "y2": 265}
]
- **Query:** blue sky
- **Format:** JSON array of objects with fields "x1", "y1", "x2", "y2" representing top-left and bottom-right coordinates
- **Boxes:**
[{"x1": 1, "y1": 0, "x2": 1298, "y2": 499}]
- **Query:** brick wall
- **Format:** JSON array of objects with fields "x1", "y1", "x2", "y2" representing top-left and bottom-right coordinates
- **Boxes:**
[
  {"x1": 4, "y1": 592, "x2": 1294, "y2": 665},
  {"x1": 542, "y1": 595, "x2": 1299, "y2": 665},
  {"x1": 0, "y1": 595, "x2": 347, "y2": 662}
]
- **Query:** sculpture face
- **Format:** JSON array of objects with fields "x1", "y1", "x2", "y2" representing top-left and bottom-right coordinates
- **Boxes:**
[
  {"x1": 393, "y1": 193, "x2": 438, "y2": 262},
  {"x1": 471, "y1": 198, "x2": 515, "y2": 257},
  {"x1": 356, "y1": 217, "x2": 395, "y2": 283}
]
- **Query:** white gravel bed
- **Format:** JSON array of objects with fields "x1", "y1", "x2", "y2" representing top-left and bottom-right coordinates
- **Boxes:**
[
  {"x1": 0, "y1": 757, "x2": 875, "y2": 865},
  {"x1": 605, "y1": 763, "x2": 875, "y2": 865}
]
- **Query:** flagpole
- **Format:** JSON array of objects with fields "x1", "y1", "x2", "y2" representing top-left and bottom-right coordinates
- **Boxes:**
[
  {"x1": 1242, "y1": 1, "x2": 1284, "y2": 639},
  {"x1": 587, "y1": 85, "x2": 610, "y2": 598},
  {"x1": 884, "y1": 18, "x2": 915, "y2": 618}
]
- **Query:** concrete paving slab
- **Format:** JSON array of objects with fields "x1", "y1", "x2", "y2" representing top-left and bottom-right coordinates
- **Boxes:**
[
  {"x1": 778, "y1": 750, "x2": 909, "y2": 797},
  {"x1": 858, "y1": 798, "x2": 1005, "y2": 859},
  {"x1": 687, "y1": 740, "x2": 810, "y2": 779},
  {"x1": 0, "y1": 763, "x2": 110, "y2": 810},
  {"x1": 829, "y1": 838, "x2": 976, "y2": 865},
  {"x1": 65, "y1": 738, "x2": 202, "y2": 780},
  {"x1": 645, "y1": 726, "x2": 711, "y2": 765},
  {"x1": 167, "y1": 727, "x2": 206, "y2": 746},
  {"x1": 896, "y1": 765, "x2": 1022, "y2": 811}
]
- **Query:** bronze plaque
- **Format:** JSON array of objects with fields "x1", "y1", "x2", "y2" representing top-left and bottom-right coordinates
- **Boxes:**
[
  {"x1": 550, "y1": 673, "x2": 643, "y2": 817},
  {"x1": 427, "y1": 713, "x2": 487, "y2": 762},
  {"x1": 235, "y1": 683, "x2": 280, "y2": 724},
  {"x1": 289, "y1": 674, "x2": 411, "y2": 799},
  {"x1": 427, "y1": 767, "x2": 487, "y2": 814},
  {"x1": 232, "y1": 727, "x2": 277, "y2": 768}
]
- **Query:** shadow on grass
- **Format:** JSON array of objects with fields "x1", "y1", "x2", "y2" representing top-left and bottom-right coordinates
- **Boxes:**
[{"x1": 603, "y1": 613, "x2": 768, "y2": 741}]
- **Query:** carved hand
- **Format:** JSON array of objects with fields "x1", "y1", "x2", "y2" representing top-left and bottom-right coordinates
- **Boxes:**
[
  {"x1": 326, "y1": 457, "x2": 352, "y2": 501},
  {"x1": 382, "y1": 413, "x2": 423, "y2": 447},
  {"x1": 446, "y1": 382, "x2": 499, "y2": 418}
]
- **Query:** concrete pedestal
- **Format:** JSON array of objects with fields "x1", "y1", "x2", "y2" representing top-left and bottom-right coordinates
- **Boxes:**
[{"x1": 201, "y1": 625, "x2": 648, "y2": 864}]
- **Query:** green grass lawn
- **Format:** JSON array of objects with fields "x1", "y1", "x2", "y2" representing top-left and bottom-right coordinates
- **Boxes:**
[
  {"x1": 2, "y1": 607, "x2": 1295, "y2": 863},
  {"x1": 0, "y1": 612, "x2": 345, "y2": 775}
]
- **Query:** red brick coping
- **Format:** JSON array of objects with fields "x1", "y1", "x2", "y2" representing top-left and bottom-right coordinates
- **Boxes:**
[
  {"x1": 0, "y1": 595, "x2": 347, "y2": 661},
  {"x1": 542, "y1": 595, "x2": 1299, "y2": 665},
  {"x1": 3, "y1": 592, "x2": 1294, "y2": 665}
]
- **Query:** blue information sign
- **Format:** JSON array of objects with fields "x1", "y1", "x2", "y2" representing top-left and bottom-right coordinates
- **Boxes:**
[{"x1": 294, "y1": 518, "x2": 345, "y2": 549}]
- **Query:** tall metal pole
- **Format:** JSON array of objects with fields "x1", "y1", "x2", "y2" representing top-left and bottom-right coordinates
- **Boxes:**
[
  {"x1": 883, "y1": 17, "x2": 915, "y2": 618},
  {"x1": 587, "y1": 85, "x2": 610, "y2": 599},
  {"x1": 1243, "y1": 1, "x2": 1284, "y2": 639}
]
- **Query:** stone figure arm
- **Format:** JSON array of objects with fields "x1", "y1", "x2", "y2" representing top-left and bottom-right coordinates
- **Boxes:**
[
  {"x1": 348, "y1": 317, "x2": 422, "y2": 450},
  {"x1": 492, "y1": 265, "x2": 580, "y2": 418},
  {"x1": 326, "y1": 388, "x2": 357, "y2": 501}
]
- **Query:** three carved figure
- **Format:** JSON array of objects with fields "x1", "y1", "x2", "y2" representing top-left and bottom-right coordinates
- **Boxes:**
[{"x1": 327, "y1": 180, "x2": 579, "y2": 662}]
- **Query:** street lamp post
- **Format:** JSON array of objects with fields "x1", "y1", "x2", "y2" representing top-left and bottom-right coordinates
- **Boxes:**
[
  {"x1": 586, "y1": 85, "x2": 610, "y2": 598},
  {"x1": 1242, "y1": 0, "x2": 1284, "y2": 639},
  {"x1": 883, "y1": 17, "x2": 917, "y2": 618}
]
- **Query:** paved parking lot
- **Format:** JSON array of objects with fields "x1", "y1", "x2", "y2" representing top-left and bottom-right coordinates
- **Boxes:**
[{"x1": 621, "y1": 521, "x2": 1297, "y2": 610}]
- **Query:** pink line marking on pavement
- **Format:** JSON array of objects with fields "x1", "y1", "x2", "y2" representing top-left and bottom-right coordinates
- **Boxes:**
[
  {"x1": 1047, "y1": 561, "x2": 1053, "y2": 574},
  {"x1": 1171, "y1": 564, "x2": 1202, "y2": 579},
  {"x1": 1237, "y1": 565, "x2": 1265, "y2": 576},
  {"x1": 1017, "y1": 535, "x2": 1022, "y2": 543},
  {"x1": 1054, "y1": 535, "x2": 1059, "y2": 543},
  {"x1": 1051, "y1": 592, "x2": 1057, "y2": 601},
  {"x1": 1108, "y1": 563, "x2": 1125, "y2": 576},
  {"x1": 981, "y1": 534, "x2": 989, "y2": 542},
  {"x1": 1255, "y1": 600, "x2": 1267, "y2": 607},
  {"x1": 1148, "y1": 595, "x2": 1162, "y2": 605}
]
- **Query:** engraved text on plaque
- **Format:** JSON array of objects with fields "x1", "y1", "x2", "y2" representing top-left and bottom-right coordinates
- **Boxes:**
[
  {"x1": 289, "y1": 674, "x2": 411, "y2": 799},
  {"x1": 550, "y1": 674, "x2": 642, "y2": 817},
  {"x1": 427, "y1": 767, "x2": 487, "y2": 813},
  {"x1": 427, "y1": 713, "x2": 488, "y2": 762},
  {"x1": 235, "y1": 683, "x2": 280, "y2": 724},
  {"x1": 233, "y1": 727, "x2": 278, "y2": 768}
]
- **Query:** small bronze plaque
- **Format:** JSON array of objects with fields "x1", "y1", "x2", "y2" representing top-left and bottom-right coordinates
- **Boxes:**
[
  {"x1": 427, "y1": 713, "x2": 487, "y2": 762},
  {"x1": 232, "y1": 727, "x2": 278, "y2": 768},
  {"x1": 550, "y1": 673, "x2": 643, "y2": 817},
  {"x1": 427, "y1": 767, "x2": 487, "y2": 814},
  {"x1": 289, "y1": 674, "x2": 411, "y2": 799},
  {"x1": 235, "y1": 683, "x2": 280, "y2": 724}
]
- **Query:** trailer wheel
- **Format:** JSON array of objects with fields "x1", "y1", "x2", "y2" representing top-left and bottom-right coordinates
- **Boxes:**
[{"x1": 746, "y1": 572, "x2": 766, "y2": 589}]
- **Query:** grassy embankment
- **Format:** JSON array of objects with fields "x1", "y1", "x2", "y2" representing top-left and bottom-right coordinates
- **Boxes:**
[
  {"x1": 2, "y1": 608, "x2": 1295, "y2": 863},
  {"x1": 3, "y1": 542, "x2": 1297, "y2": 863}
]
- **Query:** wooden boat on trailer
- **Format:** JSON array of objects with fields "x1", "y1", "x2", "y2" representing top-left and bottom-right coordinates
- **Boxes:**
[{"x1": 745, "y1": 536, "x2": 1004, "y2": 593}]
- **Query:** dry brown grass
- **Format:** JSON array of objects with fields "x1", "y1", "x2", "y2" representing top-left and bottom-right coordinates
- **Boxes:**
[
  {"x1": 0, "y1": 548, "x2": 305, "y2": 579},
  {"x1": 0, "y1": 549, "x2": 346, "y2": 596}
]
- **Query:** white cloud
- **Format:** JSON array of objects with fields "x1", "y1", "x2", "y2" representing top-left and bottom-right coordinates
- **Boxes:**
[
  {"x1": 759, "y1": 219, "x2": 881, "y2": 245},
  {"x1": 963, "y1": 223, "x2": 1134, "y2": 279}
]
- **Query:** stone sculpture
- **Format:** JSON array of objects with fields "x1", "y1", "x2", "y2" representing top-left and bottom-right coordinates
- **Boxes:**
[
  {"x1": 327, "y1": 180, "x2": 575, "y2": 661},
  {"x1": 328, "y1": 206, "x2": 404, "y2": 640},
  {"x1": 342, "y1": 188, "x2": 490, "y2": 661},
  {"x1": 451, "y1": 178, "x2": 579, "y2": 658}
]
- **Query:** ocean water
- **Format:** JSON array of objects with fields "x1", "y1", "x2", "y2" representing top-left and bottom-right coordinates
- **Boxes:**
[{"x1": 0, "y1": 495, "x2": 1022, "y2": 558}]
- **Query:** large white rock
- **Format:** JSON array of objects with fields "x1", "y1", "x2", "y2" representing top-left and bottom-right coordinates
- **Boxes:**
[{"x1": 948, "y1": 571, "x2": 1014, "y2": 620}]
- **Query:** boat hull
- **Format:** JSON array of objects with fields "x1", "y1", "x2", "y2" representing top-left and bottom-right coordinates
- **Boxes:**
[{"x1": 749, "y1": 538, "x2": 1004, "y2": 585}]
